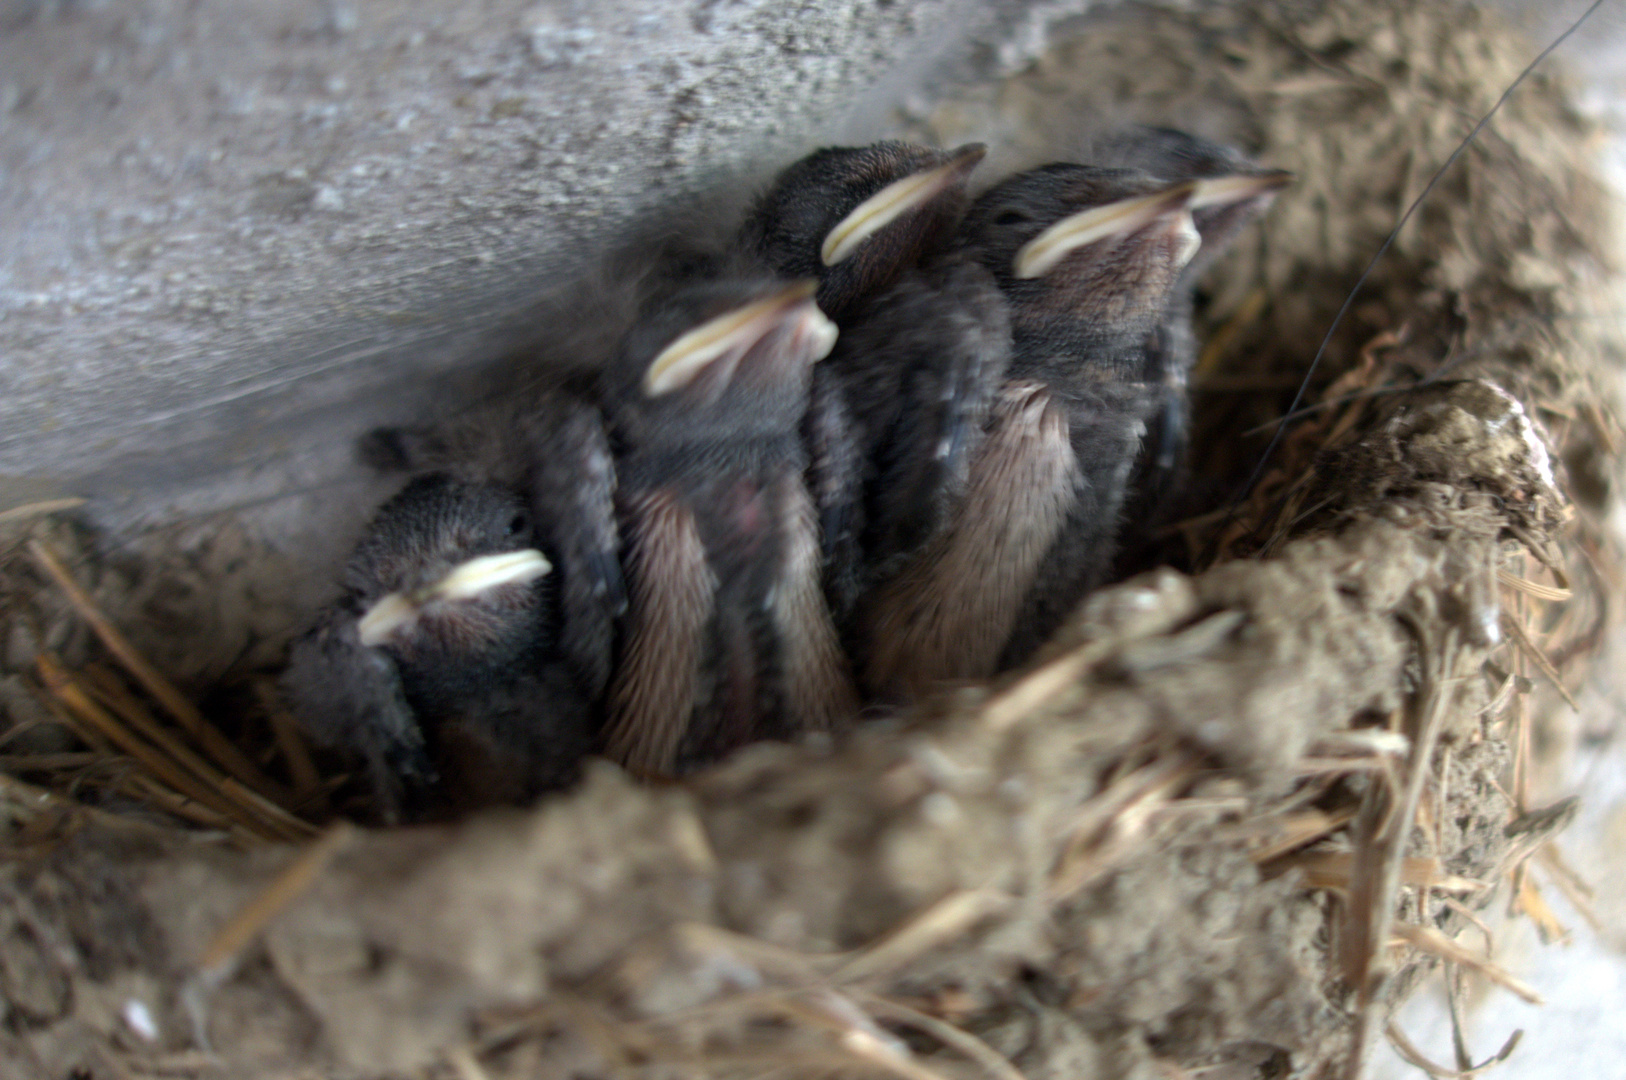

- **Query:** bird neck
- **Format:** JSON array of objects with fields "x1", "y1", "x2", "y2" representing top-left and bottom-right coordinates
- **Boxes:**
[{"x1": 1010, "y1": 321, "x2": 1149, "y2": 387}]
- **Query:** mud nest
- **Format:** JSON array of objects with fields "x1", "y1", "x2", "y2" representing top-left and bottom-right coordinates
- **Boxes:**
[{"x1": 0, "y1": 1, "x2": 1619, "y2": 1078}]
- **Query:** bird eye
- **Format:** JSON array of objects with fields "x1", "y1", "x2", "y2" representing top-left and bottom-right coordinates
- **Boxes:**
[
  {"x1": 507, "y1": 512, "x2": 529, "y2": 536},
  {"x1": 994, "y1": 210, "x2": 1029, "y2": 226}
]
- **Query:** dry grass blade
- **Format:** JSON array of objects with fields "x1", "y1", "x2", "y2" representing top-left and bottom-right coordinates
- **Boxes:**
[
  {"x1": 1247, "y1": 808, "x2": 1359, "y2": 864},
  {"x1": 1386, "y1": 1021, "x2": 1523, "y2": 1079},
  {"x1": 1477, "y1": 670, "x2": 1521, "y2": 718},
  {"x1": 0, "y1": 498, "x2": 88, "y2": 526},
  {"x1": 1500, "y1": 613, "x2": 1580, "y2": 712},
  {"x1": 27, "y1": 538, "x2": 292, "y2": 803},
  {"x1": 1340, "y1": 622, "x2": 1465, "y2": 1080},
  {"x1": 669, "y1": 922, "x2": 830, "y2": 984},
  {"x1": 1390, "y1": 922, "x2": 1543, "y2": 1004},
  {"x1": 37, "y1": 653, "x2": 277, "y2": 839},
  {"x1": 656, "y1": 909, "x2": 1027, "y2": 1077},
  {"x1": 1501, "y1": 798, "x2": 1580, "y2": 858},
  {"x1": 445, "y1": 1044, "x2": 495, "y2": 1080},
  {"x1": 1294, "y1": 756, "x2": 1399, "y2": 776},
  {"x1": 833, "y1": 888, "x2": 1012, "y2": 984},
  {"x1": 0, "y1": 770, "x2": 172, "y2": 836},
  {"x1": 978, "y1": 648, "x2": 1096, "y2": 732},
  {"x1": 1495, "y1": 570, "x2": 1572, "y2": 602},
  {"x1": 782, "y1": 990, "x2": 953, "y2": 1080},
  {"x1": 0, "y1": 752, "x2": 104, "y2": 772},
  {"x1": 72, "y1": 663, "x2": 314, "y2": 841},
  {"x1": 1440, "y1": 897, "x2": 1496, "y2": 955},
  {"x1": 1048, "y1": 755, "x2": 1197, "y2": 901},
  {"x1": 1512, "y1": 872, "x2": 1569, "y2": 944},
  {"x1": 255, "y1": 679, "x2": 323, "y2": 807},
  {"x1": 837, "y1": 1027, "x2": 955, "y2": 1080},
  {"x1": 859, "y1": 992, "x2": 1029, "y2": 1080},
  {"x1": 122, "y1": 773, "x2": 240, "y2": 833},
  {"x1": 1495, "y1": 796, "x2": 1581, "y2": 927},
  {"x1": 1535, "y1": 845, "x2": 1601, "y2": 933},
  {"x1": 196, "y1": 822, "x2": 354, "y2": 973},
  {"x1": 220, "y1": 779, "x2": 318, "y2": 841},
  {"x1": 1280, "y1": 850, "x2": 1483, "y2": 895}
]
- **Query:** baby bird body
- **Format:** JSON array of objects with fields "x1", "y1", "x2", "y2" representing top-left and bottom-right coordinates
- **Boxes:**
[
  {"x1": 284, "y1": 474, "x2": 591, "y2": 818},
  {"x1": 739, "y1": 141, "x2": 990, "y2": 620},
  {"x1": 599, "y1": 279, "x2": 857, "y2": 776},
  {"x1": 1092, "y1": 128, "x2": 1292, "y2": 518},
  {"x1": 864, "y1": 166, "x2": 1201, "y2": 695}
]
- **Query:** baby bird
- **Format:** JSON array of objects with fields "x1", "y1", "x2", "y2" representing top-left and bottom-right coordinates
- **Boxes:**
[
  {"x1": 863, "y1": 165, "x2": 1202, "y2": 695},
  {"x1": 1093, "y1": 127, "x2": 1291, "y2": 516},
  {"x1": 283, "y1": 473, "x2": 592, "y2": 819},
  {"x1": 598, "y1": 277, "x2": 858, "y2": 776},
  {"x1": 739, "y1": 141, "x2": 989, "y2": 621},
  {"x1": 835, "y1": 256, "x2": 1013, "y2": 579},
  {"x1": 360, "y1": 385, "x2": 627, "y2": 708}
]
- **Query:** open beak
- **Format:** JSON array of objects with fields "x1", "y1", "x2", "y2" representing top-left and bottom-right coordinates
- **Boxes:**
[
  {"x1": 1188, "y1": 170, "x2": 1293, "y2": 211},
  {"x1": 820, "y1": 143, "x2": 988, "y2": 268},
  {"x1": 643, "y1": 280, "x2": 837, "y2": 397},
  {"x1": 357, "y1": 549, "x2": 551, "y2": 647},
  {"x1": 1013, "y1": 181, "x2": 1198, "y2": 280}
]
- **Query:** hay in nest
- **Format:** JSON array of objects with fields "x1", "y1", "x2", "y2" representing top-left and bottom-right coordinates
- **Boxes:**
[{"x1": 0, "y1": 1, "x2": 1618, "y2": 1077}]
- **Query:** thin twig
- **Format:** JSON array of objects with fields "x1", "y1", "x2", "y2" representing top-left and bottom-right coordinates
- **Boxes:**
[{"x1": 196, "y1": 822, "x2": 354, "y2": 973}]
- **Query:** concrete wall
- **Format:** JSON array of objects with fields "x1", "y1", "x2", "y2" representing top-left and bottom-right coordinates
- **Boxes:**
[{"x1": 0, "y1": 0, "x2": 1075, "y2": 522}]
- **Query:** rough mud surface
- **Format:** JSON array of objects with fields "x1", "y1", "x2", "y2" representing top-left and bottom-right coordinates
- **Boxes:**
[{"x1": 0, "y1": 1, "x2": 1618, "y2": 1078}]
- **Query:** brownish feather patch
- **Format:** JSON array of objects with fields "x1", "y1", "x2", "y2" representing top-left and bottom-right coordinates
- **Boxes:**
[
  {"x1": 863, "y1": 380, "x2": 1080, "y2": 697},
  {"x1": 603, "y1": 491, "x2": 716, "y2": 775},
  {"x1": 771, "y1": 474, "x2": 860, "y2": 733}
]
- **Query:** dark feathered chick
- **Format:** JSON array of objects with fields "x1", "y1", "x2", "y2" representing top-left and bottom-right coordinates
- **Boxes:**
[
  {"x1": 360, "y1": 385, "x2": 626, "y2": 707},
  {"x1": 1090, "y1": 128, "x2": 1290, "y2": 282},
  {"x1": 862, "y1": 166, "x2": 1201, "y2": 695},
  {"x1": 598, "y1": 278, "x2": 858, "y2": 776},
  {"x1": 283, "y1": 473, "x2": 592, "y2": 819},
  {"x1": 836, "y1": 257, "x2": 1013, "y2": 579},
  {"x1": 738, "y1": 141, "x2": 988, "y2": 621},
  {"x1": 1090, "y1": 128, "x2": 1291, "y2": 523}
]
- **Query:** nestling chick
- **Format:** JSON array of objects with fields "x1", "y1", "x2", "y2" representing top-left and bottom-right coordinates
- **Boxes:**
[
  {"x1": 283, "y1": 473, "x2": 592, "y2": 819},
  {"x1": 360, "y1": 384, "x2": 626, "y2": 706},
  {"x1": 598, "y1": 278, "x2": 858, "y2": 776},
  {"x1": 1091, "y1": 127, "x2": 1291, "y2": 520},
  {"x1": 835, "y1": 257, "x2": 1012, "y2": 578},
  {"x1": 863, "y1": 166, "x2": 1201, "y2": 695},
  {"x1": 740, "y1": 141, "x2": 989, "y2": 621}
]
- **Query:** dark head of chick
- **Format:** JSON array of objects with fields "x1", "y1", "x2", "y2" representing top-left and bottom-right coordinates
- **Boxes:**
[
  {"x1": 285, "y1": 472, "x2": 589, "y2": 818},
  {"x1": 1089, "y1": 127, "x2": 1291, "y2": 279},
  {"x1": 740, "y1": 141, "x2": 986, "y2": 321},
  {"x1": 958, "y1": 164, "x2": 1199, "y2": 375},
  {"x1": 344, "y1": 474, "x2": 552, "y2": 709},
  {"x1": 600, "y1": 277, "x2": 839, "y2": 456}
]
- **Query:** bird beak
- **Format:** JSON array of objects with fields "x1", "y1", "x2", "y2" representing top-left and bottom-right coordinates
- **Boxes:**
[
  {"x1": 820, "y1": 143, "x2": 988, "y2": 267},
  {"x1": 1188, "y1": 170, "x2": 1293, "y2": 210},
  {"x1": 643, "y1": 280, "x2": 838, "y2": 397},
  {"x1": 357, "y1": 549, "x2": 552, "y2": 647},
  {"x1": 1013, "y1": 180, "x2": 1198, "y2": 280}
]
